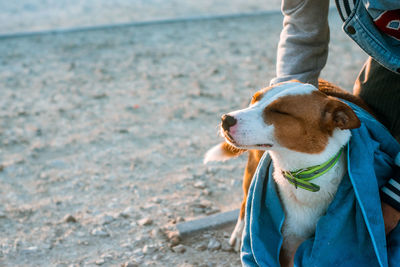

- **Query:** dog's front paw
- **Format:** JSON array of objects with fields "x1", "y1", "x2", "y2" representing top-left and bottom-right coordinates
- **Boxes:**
[{"x1": 229, "y1": 218, "x2": 244, "y2": 252}]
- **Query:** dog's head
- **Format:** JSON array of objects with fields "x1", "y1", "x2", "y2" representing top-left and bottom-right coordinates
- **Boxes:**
[{"x1": 220, "y1": 81, "x2": 360, "y2": 154}]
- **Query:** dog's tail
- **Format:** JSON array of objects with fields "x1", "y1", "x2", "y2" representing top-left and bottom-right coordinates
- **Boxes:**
[{"x1": 203, "y1": 142, "x2": 246, "y2": 164}]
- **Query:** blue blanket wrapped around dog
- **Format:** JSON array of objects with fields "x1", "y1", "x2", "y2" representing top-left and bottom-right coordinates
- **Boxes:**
[{"x1": 241, "y1": 101, "x2": 400, "y2": 267}]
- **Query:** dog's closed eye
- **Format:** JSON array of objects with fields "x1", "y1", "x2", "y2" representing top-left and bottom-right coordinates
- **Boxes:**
[{"x1": 269, "y1": 108, "x2": 289, "y2": 116}]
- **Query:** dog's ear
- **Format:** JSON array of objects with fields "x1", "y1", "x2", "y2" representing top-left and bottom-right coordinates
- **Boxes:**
[
  {"x1": 322, "y1": 98, "x2": 360, "y2": 131},
  {"x1": 204, "y1": 142, "x2": 246, "y2": 164}
]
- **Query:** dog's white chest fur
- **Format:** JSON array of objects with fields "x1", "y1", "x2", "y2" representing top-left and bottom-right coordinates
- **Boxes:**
[{"x1": 270, "y1": 150, "x2": 347, "y2": 258}]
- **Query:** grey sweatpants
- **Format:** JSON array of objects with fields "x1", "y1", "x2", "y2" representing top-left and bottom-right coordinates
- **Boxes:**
[{"x1": 353, "y1": 57, "x2": 400, "y2": 141}]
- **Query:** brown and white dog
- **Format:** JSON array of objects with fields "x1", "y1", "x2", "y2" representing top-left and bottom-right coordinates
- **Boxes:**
[{"x1": 204, "y1": 80, "x2": 372, "y2": 265}]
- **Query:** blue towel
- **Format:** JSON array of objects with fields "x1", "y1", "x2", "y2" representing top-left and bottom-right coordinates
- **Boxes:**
[{"x1": 241, "y1": 100, "x2": 400, "y2": 267}]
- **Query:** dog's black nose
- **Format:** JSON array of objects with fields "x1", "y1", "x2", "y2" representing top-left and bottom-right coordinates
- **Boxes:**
[{"x1": 221, "y1": 114, "x2": 237, "y2": 131}]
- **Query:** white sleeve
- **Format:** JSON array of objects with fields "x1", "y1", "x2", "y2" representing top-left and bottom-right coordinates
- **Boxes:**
[{"x1": 270, "y1": 0, "x2": 331, "y2": 87}]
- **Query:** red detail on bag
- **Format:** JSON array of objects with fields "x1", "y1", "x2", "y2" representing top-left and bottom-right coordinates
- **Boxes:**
[{"x1": 374, "y1": 9, "x2": 400, "y2": 41}]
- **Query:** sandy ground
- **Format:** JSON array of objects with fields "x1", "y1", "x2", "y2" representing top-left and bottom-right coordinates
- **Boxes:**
[
  {"x1": 0, "y1": 9, "x2": 366, "y2": 267},
  {"x1": 0, "y1": 0, "x2": 284, "y2": 34}
]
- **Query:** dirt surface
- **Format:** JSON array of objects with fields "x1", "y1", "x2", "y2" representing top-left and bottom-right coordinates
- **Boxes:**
[
  {"x1": 0, "y1": 0, "x2": 283, "y2": 35},
  {"x1": 0, "y1": 10, "x2": 366, "y2": 267}
]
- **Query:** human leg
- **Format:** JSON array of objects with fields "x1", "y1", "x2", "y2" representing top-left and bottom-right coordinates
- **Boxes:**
[{"x1": 353, "y1": 57, "x2": 400, "y2": 141}]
